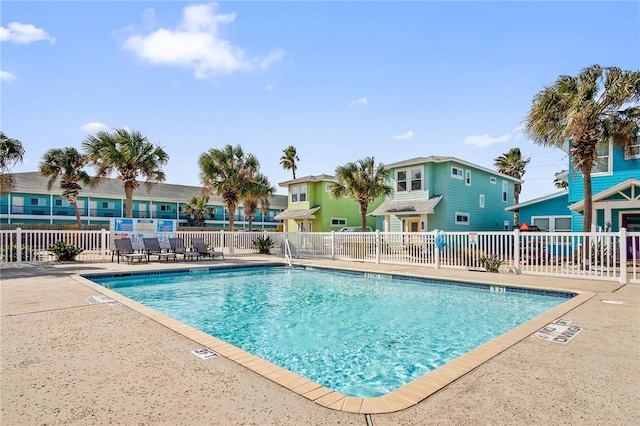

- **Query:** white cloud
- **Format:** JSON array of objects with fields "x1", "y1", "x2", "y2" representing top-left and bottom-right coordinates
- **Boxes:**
[
  {"x1": 0, "y1": 71, "x2": 16, "y2": 81},
  {"x1": 265, "y1": 84, "x2": 274, "y2": 91},
  {"x1": 0, "y1": 22, "x2": 56, "y2": 44},
  {"x1": 511, "y1": 124, "x2": 525, "y2": 141},
  {"x1": 393, "y1": 131, "x2": 414, "y2": 140},
  {"x1": 123, "y1": 3, "x2": 284, "y2": 79},
  {"x1": 348, "y1": 97, "x2": 368, "y2": 107},
  {"x1": 463, "y1": 133, "x2": 511, "y2": 149},
  {"x1": 81, "y1": 122, "x2": 108, "y2": 133}
]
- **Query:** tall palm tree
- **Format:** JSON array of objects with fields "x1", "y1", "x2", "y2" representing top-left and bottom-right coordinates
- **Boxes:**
[
  {"x1": 242, "y1": 172, "x2": 275, "y2": 231},
  {"x1": 494, "y1": 147, "x2": 531, "y2": 225},
  {"x1": 280, "y1": 146, "x2": 299, "y2": 180},
  {"x1": 199, "y1": 144, "x2": 258, "y2": 231},
  {"x1": 0, "y1": 131, "x2": 26, "y2": 193},
  {"x1": 38, "y1": 147, "x2": 92, "y2": 228},
  {"x1": 82, "y1": 129, "x2": 169, "y2": 218},
  {"x1": 183, "y1": 195, "x2": 214, "y2": 227},
  {"x1": 330, "y1": 157, "x2": 392, "y2": 232},
  {"x1": 525, "y1": 65, "x2": 640, "y2": 231}
]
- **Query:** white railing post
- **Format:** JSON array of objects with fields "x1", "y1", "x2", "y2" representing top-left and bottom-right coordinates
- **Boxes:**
[
  {"x1": 331, "y1": 231, "x2": 335, "y2": 260},
  {"x1": 375, "y1": 230, "x2": 381, "y2": 264},
  {"x1": 434, "y1": 230, "x2": 440, "y2": 269},
  {"x1": 619, "y1": 228, "x2": 627, "y2": 284},
  {"x1": 16, "y1": 227, "x2": 22, "y2": 263},
  {"x1": 513, "y1": 229, "x2": 520, "y2": 274},
  {"x1": 101, "y1": 228, "x2": 108, "y2": 261}
]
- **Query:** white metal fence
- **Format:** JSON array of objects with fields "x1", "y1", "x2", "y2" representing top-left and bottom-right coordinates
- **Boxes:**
[{"x1": 1, "y1": 228, "x2": 638, "y2": 284}]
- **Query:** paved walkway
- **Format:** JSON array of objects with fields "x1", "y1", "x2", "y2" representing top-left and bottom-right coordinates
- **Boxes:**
[{"x1": 1, "y1": 257, "x2": 638, "y2": 425}]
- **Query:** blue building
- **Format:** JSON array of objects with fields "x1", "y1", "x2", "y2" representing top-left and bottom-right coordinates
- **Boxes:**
[
  {"x1": 0, "y1": 172, "x2": 286, "y2": 229},
  {"x1": 507, "y1": 134, "x2": 640, "y2": 233}
]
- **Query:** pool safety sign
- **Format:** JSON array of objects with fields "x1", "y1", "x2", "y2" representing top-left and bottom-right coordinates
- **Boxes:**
[{"x1": 534, "y1": 318, "x2": 582, "y2": 344}]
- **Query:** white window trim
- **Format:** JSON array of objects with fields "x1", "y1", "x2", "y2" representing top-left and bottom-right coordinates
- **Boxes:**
[
  {"x1": 490, "y1": 177, "x2": 497, "y2": 184},
  {"x1": 531, "y1": 215, "x2": 572, "y2": 232},
  {"x1": 503, "y1": 220, "x2": 510, "y2": 231},
  {"x1": 479, "y1": 194, "x2": 485, "y2": 208},
  {"x1": 330, "y1": 217, "x2": 347, "y2": 226},
  {"x1": 455, "y1": 212, "x2": 470, "y2": 225},
  {"x1": 291, "y1": 184, "x2": 307, "y2": 203},
  {"x1": 502, "y1": 181, "x2": 508, "y2": 203},
  {"x1": 465, "y1": 170, "x2": 471, "y2": 186},
  {"x1": 625, "y1": 135, "x2": 640, "y2": 160},
  {"x1": 396, "y1": 168, "x2": 423, "y2": 192},
  {"x1": 591, "y1": 141, "x2": 613, "y2": 176},
  {"x1": 451, "y1": 166, "x2": 464, "y2": 180}
]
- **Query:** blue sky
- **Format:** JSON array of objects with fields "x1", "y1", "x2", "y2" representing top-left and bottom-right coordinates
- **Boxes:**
[{"x1": 2, "y1": 1, "x2": 638, "y2": 201}]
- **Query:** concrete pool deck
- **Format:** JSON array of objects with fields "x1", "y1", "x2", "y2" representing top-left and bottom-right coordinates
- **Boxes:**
[{"x1": 1, "y1": 257, "x2": 638, "y2": 425}]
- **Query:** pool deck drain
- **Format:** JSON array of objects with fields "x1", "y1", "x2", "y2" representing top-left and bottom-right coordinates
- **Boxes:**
[{"x1": 73, "y1": 264, "x2": 595, "y2": 414}]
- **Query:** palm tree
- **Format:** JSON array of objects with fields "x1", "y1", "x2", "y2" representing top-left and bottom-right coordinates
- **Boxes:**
[
  {"x1": 242, "y1": 173, "x2": 275, "y2": 231},
  {"x1": 0, "y1": 131, "x2": 25, "y2": 193},
  {"x1": 280, "y1": 146, "x2": 299, "y2": 180},
  {"x1": 554, "y1": 170, "x2": 569, "y2": 189},
  {"x1": 183, "y1": 195, "x2": 214, "y2": 227},
  {"x1": 525, "y1": 65, "x2": 640, "y2": 231},
  {"x1": 82, "y1": 129, "x2": 169, "y2": 218},
  {"x1": 494, "y1": 147, "x2": 531, "y2": 225},
  {"x1": 38, "y1": 147, "x2": 91, "y2": 228},
  {"x1": 329, "y1": 157, "x2": 391, "y2": 232},
  {"x1": 198, "y1": 144, "x2": 258, "y2": 231}
]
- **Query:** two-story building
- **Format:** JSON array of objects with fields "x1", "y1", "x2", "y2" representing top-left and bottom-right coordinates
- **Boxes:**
[
  {"x1": 370, "y1": 156, "x2": 520, "y2": 232},
  {"x1": 0, "y1": 172, "x2": 287, "y2": 229},
  {"x1": 274, "y1": 174, "x2": 382, "y2": 232},
  {"x1": 507, "y1": 134, "x2": 640, "y2": 233}
]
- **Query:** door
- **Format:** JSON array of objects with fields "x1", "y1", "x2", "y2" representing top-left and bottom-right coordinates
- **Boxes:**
[
  {"x1": 406, "y1": 218, "x2": 420, "y2": 233},
  {"x1": 622, "y1": 213, "x2": 640, "y2": 259}
]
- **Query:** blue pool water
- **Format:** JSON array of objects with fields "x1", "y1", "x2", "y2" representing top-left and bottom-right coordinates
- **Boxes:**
[{"x1": 90, "y1": 266, "x2": 572, "y2": 397}]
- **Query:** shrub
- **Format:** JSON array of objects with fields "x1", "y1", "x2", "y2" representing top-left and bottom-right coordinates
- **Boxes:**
[
  {"x1": 478, "y1": 254, "x2": 504, "y2": 273},
  {"x1": 48, "y1": 241, "x2": 84, "y2": 262},
  {"x1": 253, "y1": 235, "x2": 275, "y2": 254},
  {"x1": 1, "y1": 244, "x2": 38, "y2": 262}
]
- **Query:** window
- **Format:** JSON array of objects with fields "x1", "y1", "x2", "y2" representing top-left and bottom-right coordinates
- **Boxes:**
[
  {"x1": 625, "y1": 133, "x2": 640, "y2": 159},
  {"x1": 331, "y1": 217, "x2": 347, "y2": 226},
  {"x1": 490, "y1": 177, "x2": 497, "y2": 184},
  {"x1": 411, "y1": 169, "x2": 422, "y2": 191},
  {"x1": 502, "y1": 181, "x2": 508, "y2": 203},
  {"x1": 532, "y1": 216, "x2": 572, "y2": 232},
  {"x1": 101, "y1": 201, "x2": 115, "y2": 209},
  {"x1": 160, "y1": 204, "x2": 171, "y2": 211},
  {"x1": 451, "y1": 166, "x2": 463, "y2": 179},
  {"x1": 291, "y1": 184, "x2": 307, "y2": 202},
  {"x1": 592, "y1": 142, "x2": 611, "y2": 174},
  {"x1": 479, "y1": 194, "x2": 485, "y2": 208},
  {"x1": 325, "y1": 183, "x2": 332, "y2": 192},
  {"x1": 30, "y1": 198, "x2": 46, "y2": 206},
  {"x1": 396, "y1": 171, "x2": 407, "y2": 192},
  {"x1": 455, "y1": 212, "x2": 470, "y2": 225},
  {"x1": 504, "y1": 221, "x2": 510, "y2": 231},
  {"x1": 55, "y1": 199, "x2": 70, "y2": 207},
  {"x1": 465, "y1": 170, "x2": 471, "y2": 186},
  {"x1": 397, "y1": 169, "x2": 422, "y2": 192}
]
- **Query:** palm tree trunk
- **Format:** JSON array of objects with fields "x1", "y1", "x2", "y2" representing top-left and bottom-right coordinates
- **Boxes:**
[
  {"x1": 72, "y1": 201, "x2": 82, "y2": 228},
  {"x1": 360, "y1": 204, "x2": 368, "y2": 232},
  {"x1": 248, "y1": 216, "x2": 254, "y2": 231},
  {"x1": 228, "y1": 205, "x2": 236, "y2": 231},
  {"x1": 513, "y1": 186, "x2": 521, "y2": 226},
  {"x1": 125, "y1": 184, "x2": 134, "y2": 218},
  {"x1": 582, "y1": 169, "x2": 593, "y2": 232}
]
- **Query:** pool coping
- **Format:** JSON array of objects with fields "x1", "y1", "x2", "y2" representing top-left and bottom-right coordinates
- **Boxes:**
[{"x1": 72, "y1": 264, "x2": 595, "y2": 414}]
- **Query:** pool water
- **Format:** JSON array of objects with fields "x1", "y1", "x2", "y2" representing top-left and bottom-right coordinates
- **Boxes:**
[{"x1": 91, "y1": 266, "x2": 571, "y2": 397}]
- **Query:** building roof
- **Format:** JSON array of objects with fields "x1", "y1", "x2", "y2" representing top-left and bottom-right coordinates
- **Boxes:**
[
  {"x1": 568, "y1": 178, "x2": 640, "y2": 212},
  {"x1": 384, "y1": 156, "x2": 522, "y2": 183},
  {"x1": 278, "y1": 174, "x2": 336, "y2": 187},
  {"x1": 369, "y1": 195, "x2": 443, "y2": 216},
  {"x1": 273, "y1": 206, "x2": 321, "y2": 220},
  {"x1": 505, "y1": 190, "x2": 568, "y2": 212},
  {"x1": 7, "y1": 172, "x2": 288, "y2": 208}
]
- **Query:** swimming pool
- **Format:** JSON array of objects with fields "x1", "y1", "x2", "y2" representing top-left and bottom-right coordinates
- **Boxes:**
[{"x1": 89, "y1": 265, "x2": 574, "y2": 398}]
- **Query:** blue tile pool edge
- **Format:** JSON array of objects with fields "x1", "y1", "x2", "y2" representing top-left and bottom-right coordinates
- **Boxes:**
[{"x1": 82, "y1": 263, "x2": 577, "y2": 299}]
